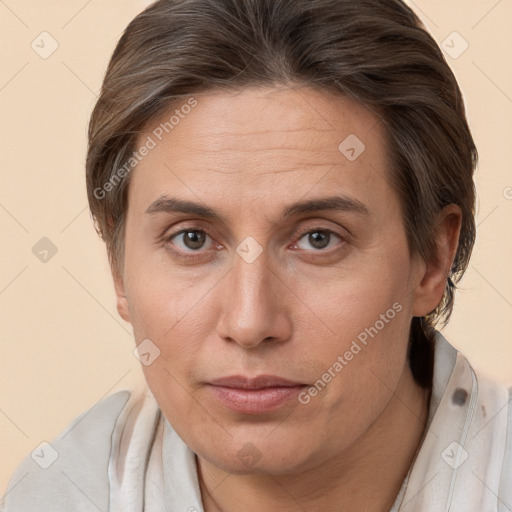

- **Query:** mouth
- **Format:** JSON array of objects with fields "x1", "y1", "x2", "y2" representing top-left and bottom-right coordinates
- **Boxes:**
[{"x1": 206, "y1": 374, "x2": 308, "y2": 414}]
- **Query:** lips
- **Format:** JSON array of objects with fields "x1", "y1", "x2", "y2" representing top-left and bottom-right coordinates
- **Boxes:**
[
  {"x1": 209, "y1": 374, "x2": 305, "y2": 389},
  {"x1": 206, "y1": 374, "x2": 308, "y2": 414}
]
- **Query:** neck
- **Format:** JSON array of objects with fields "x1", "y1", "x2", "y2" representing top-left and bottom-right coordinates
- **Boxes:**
[{"x1": 198, "y1": 366, "x2": 431, "y2": 512}]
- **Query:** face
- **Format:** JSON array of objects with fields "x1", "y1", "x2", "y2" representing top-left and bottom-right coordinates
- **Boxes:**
[{"x1": 115, "y1": 85, "x2": 432, "y2": 475}]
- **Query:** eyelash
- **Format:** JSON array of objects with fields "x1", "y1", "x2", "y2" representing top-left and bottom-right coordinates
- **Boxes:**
[{"x1": 162, "y1": 225, "x2": 346, "y2": 262}]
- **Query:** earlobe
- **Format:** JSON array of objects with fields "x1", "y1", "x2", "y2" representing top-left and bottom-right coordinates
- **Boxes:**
[
  {"x1": 412, "y1": 205, "x2": 462, "y2": 317},
  {"x1": 111, "y1": 266, "x2": 131, "y2": 324}
]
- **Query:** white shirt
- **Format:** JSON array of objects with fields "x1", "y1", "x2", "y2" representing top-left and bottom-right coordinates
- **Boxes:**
[{"x1": 2, "y1": 331, "x2": 512, "y2": 511}]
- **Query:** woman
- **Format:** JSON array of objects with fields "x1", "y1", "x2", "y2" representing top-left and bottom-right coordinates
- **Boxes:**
[{"x1": 3, "y1": 0, "x2": 511, "y2": 510}]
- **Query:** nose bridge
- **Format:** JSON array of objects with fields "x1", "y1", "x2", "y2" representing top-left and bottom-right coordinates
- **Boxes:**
[{"x1": 217, "y1": 249, "x2": 289, "y2": 347}]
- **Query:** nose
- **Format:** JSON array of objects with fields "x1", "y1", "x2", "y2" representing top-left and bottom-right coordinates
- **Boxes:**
[{"x1": 215, "y1": 249, "x2": 292, "y2": 349}]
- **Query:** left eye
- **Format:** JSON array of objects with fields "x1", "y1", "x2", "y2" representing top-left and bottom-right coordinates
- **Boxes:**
[{"x1": 295, "y1": 230, "x2": 342, "y2": 251}]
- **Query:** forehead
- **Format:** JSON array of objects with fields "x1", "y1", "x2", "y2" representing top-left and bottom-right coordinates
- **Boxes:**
[{"x1": 129, "y1": 85, "x2": 391, "y2": 216}]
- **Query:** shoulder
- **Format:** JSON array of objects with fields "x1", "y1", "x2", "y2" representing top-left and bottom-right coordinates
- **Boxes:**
[
  {"x1": 432, "y1": 334, "x2": 512, "y2": 502},
  {"x1": 499, "y1": 385, "x2": 512, "y2": 502},
  {"x1": 471, "y1": 369, "x2": 512, "y2": 503},
  {"x1": 0, "y1": 389, "x2": 144, "y2": 512}
]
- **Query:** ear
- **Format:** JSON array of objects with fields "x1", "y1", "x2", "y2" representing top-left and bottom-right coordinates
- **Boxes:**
[
  {"x1": 111, "y1": 263, "x2": 131, "y2": 324},
  {"x1": 412, "y1": 204, "x2": 462, "y2": 317}
]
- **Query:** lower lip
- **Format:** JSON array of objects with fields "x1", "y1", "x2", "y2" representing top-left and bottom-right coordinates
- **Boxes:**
[{"x1": 207, "y1": 384, "x2": 307, "y2": 414}]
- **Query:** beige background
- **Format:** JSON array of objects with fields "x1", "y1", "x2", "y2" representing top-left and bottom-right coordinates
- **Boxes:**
[{"x1": 1, "y1": 0, "x2": 511, "y2": 494}]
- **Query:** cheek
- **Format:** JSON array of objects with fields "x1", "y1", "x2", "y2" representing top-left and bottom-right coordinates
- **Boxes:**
[
  {"x1": 124, "y1": 233, "x2": 208, "y2": 337},
  {"x1": 297, "y1": 301, "x2": 411, "y2": 450},
  {"x1": 126, "y1": 274, "x2": 213, "y2": 372},
  {"x1": 123, "y1": 250, "x2": 220, "y2": 395},
  {"x1": 297, "y1": 249, "x2": 413, "y2": 409},
  {"x1": 126, "y1": 272, "x2": 212, "y2": 428},
  {"x1": 297, "y1": 248, "x2": 411, "y2": 347}
]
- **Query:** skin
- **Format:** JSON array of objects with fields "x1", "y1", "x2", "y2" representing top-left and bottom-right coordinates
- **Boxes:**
[{"x1": 112, "y1": 85, "x2": 462, "y2": 511}]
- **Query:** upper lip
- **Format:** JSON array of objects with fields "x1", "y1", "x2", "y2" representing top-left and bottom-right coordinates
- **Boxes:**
[{"x1": 208, "y1": 375, "x2": 306, "y2": 389}]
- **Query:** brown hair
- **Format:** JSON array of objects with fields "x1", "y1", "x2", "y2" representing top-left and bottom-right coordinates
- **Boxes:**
[{"x1": 86, "y1": 0, "x2": 477, "y2": 388}]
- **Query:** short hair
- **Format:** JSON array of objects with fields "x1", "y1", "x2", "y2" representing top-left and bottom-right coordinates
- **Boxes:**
[{"x1": 85, "y1": 0, "x2": 477, "y2": 389}]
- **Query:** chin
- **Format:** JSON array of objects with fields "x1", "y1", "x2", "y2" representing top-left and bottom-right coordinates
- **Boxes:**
[{"x1": 195, "y1": 433, "x2": 323, "y2": 476}]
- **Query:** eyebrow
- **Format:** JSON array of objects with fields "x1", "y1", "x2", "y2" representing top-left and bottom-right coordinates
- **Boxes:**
[{"x1": 145, "y1": 194, "x2": 370, "y2": 221}]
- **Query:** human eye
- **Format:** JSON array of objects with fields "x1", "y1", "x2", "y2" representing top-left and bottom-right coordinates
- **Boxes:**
[
  {"x1": 291, "y1": 226, "x2": 347, "y2": 260},
  {"x1": 160, "y1": 224, "x2": 348, "y2": 263},
  {"x1": 163, "y1": 227, "x2": 219, "y2": 261}
]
